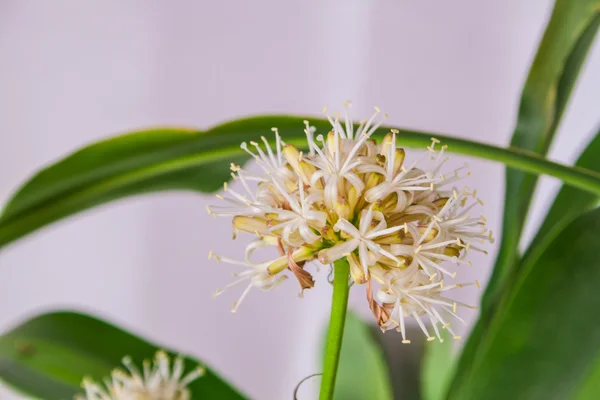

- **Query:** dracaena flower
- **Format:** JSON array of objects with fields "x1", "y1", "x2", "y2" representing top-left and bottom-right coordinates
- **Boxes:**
[
  {"x1": 208, "y1": 103, "x2": 492, "y2": 343},
  {"x1": 318, "y1": 207, "x2": 402, "y2": 279},
  {"x1": 76, "y1": 351, "x2": 204, "y2": 400},
  {"x1": 371, "y1": 263, "x2": 477, "y2": 343}
]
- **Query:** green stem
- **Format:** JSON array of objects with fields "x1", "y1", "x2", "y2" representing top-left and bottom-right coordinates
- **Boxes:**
[{"x1": 319, "y1": 258, "x2": 351, "y2": 400}]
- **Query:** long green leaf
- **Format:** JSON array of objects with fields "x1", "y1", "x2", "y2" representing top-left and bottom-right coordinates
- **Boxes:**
[
  {"x1": 321, "y1": 312, "x2": 393, "y2": 400},
  {"x1": 2, "y1": 117, "x2": 600, "y2": 250},
  {"x1": 450, "y1": 207, "x2": 600, "y2": 400},
  {"x1": 450, "y1": 1, "x2": 600, "y2": 394},
  {"x1": 482, "y1": 0, "x2": 600, "y2": 318},
  {"x1": 452, "y1": 130, "x2": 600, "y2": 397},
  {"x1": 0, "y1": 311, "x2": 245, "y2": 400},
  {"x1": 522, "y1": 129, "x2": 600, "y2": 266}
]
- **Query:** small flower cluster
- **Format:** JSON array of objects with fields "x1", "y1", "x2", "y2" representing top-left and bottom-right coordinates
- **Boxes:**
[
  {"x1": 76, "y1": 351, "x2": 204, "y2": 400},
  {"x1": 208, "y1": 104, "x2": 492, "y2": 343}
]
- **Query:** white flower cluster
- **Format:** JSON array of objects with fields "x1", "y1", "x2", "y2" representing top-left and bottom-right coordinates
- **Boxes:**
[
  {"x1": 76, "y1": 351, "x2": 204, "y2": 400},
  {"x1": 208, "y1": 104, "x2": 492, "y2": 342}
]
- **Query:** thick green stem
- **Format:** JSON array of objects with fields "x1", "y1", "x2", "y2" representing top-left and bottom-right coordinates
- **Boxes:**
[{"x1": 319, "y1": 258, "x2": 351, "y2": 400}]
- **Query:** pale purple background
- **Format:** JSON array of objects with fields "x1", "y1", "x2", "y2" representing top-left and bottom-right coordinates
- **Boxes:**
[{"x1": 0, "y1": 1, "x2": 599, "y2": 399}]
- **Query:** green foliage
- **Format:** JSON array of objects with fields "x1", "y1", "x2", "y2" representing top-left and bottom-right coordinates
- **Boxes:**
[
  {"x1": 0, "y1": 311, "x2": 246, "y2": 400},
  {"x1": 522, "y1": 130, "x2": 600, "y2": 267},
  {"x1": 482, "y1": 0, "x2": 600, "y2": 317},
  {"x1": 450, "y1": 208, "x2": 600, "y2": 400},
  {"x1": 451, "y1": 0, "x2": 600, "y2": 395}
]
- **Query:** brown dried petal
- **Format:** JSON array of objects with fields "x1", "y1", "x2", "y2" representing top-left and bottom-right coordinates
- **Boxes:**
[
  {"x1": 288, "y1": 247, "x2": 315, "y2": 293},
  {"x1": 366, "y1": 279, "x2": 390, "y2": 327}
]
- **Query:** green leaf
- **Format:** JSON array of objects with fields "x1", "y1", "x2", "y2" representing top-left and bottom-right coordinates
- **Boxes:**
[
  {"x1": 450, "y1": 207, "x2": 600, "y2": 400},
  {"x1": 420, "y1": 331, "x2": 455, "y2": 400},
  {"x1": 522, "y1": 129, "x2": 600, "y2": 269},
  {"x1": 482, "y1": 0, "x2": 600, "y2": 318},
  {"x1": 0, "y1": 311, "x2": 246, "y2": 400},
  {"x1": 3, "y1": 117, "x2": 600, "y2": 250},
  {"x1": 321, "y1": 312, "x2": 393, "y2": 400},
  {"x1": 452, "y1": 130, "x2": 600, "y2": 398},
  {"x1": 450, "y1": 1, "x2": 600, "y2": 394}
]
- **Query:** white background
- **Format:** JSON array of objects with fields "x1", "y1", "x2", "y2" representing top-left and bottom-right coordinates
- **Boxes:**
[{"x1": 0, "y1": 1, "x2": 598, "y2": 399}]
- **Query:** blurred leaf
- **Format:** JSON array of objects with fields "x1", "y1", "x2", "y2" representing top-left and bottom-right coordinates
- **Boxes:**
[
  {"x1": 420, "y1": 331, "x2": 455, "y2": 400},
  {"x1": 450, "y1": 207, "x2": 600, "y2": 400},
  {"x1": 452, "y1": 1, "x2": 600, "y2": 393},
  {"x1": 0, "y1": 311, "x2": 246, "y2": 400},
  {"x1": 321, "y1": 312, "x2": 393, "y2": 400},
  {"x1": 522, "y1": 129, "x2": 600, "y2": 269},
  {"x1": 3, "y1": 117, "x2": 600, "y2": 250}
]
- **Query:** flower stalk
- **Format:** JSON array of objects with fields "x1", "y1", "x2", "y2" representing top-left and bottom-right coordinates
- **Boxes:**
[{"x1": 319, "y1": 258, "x2": 351, "y2": 400}]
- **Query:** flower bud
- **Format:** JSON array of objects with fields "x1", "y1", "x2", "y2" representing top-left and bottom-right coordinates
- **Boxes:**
[
  {"x1": 374, "y1": 230, "x2": 406, "y2": 245},
  {"x1": 418, "y1": 226, "x2": 439, "y2": 243},
  {"x1": 267, "y1": 246, "x2": 314, "y2": 275},
  {"x1": 379, "y1": 132, "x2": 394, "y2": 154},
  {"x1": 282, "y1": 143, "x2": 301, "y2": 168},
  {"x1": 444, "y1": 244, "x2": 461, "y2": 257},
  {"x1": 334, "y1": 197, "x2": 350, "y2": 221},
  {"x1": 321, "y1": 226, "x2": 338, "y2": 242},
  {"x1": 348, "y1": 253, "x2": 367, "y2": 284},
  {"x1": 347, "y1": 186, "x2": 359, "y2": 219},
  {"x1": 327, "y1": 131, "x2": 341, "y2": 156},
  {"x1": 283, "y1": 144, "x2": 318, "y2": 186},
  {"x1": 232, "y1": 216, "x2": 270, "y2": 238},
  {"x1": 433, "y1": 197, "x2": 449, "y2": 209}
]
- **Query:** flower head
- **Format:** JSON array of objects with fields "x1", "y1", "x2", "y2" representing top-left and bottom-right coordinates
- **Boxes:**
[
  {"x1": 76, "y1": 351, "x2": 204, "y2": 400},
  {"x1": 209, "y1": 103, "x2": 492, "y2": 342}
]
